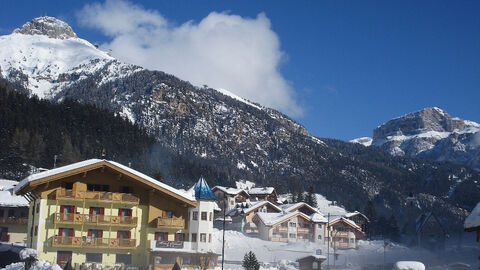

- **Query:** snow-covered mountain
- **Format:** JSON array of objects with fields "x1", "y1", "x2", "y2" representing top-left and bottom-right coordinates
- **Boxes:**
[
  {"x1": 2, "y1": 17, "x2": 479, "y2": 230},
  {"x1": 0, "y1": 17, "x2": 142, "y2": 100},
  {"x1": 352, "y1": 107, "x2": 480, "y2": 169}
]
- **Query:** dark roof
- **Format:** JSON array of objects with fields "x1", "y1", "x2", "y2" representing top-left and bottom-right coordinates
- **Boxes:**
[{"x1": 193, "y1": 177, "x2": 217, "y2": 200}]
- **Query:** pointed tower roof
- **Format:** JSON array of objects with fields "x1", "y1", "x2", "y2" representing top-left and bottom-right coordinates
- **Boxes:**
[{"x1": 193, "y1": 177, "x2": 217, "y2": 200}]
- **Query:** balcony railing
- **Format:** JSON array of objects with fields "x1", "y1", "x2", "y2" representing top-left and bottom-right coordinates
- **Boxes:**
[
  {"x1": 51, "y1": 236, "x2": 136, "y2": 249},
  {"x1": 55, "y1": 189, "x2": 139, "y2": 204},
  {"x1": 155, "y1": 217, "x2": 185, "y2": 229},
  {"x1": 275, "y1": 227, "x2": 288, "y2": 232},
  {"x1": 0, "y1": 217, "x2": 28, "y2": 225},
  {"x1": 54, "y1": 213, "x2": 137, "y2": 227},
  {"x1": 297, "y1": 227, "x2": 312, "y2": 234}
]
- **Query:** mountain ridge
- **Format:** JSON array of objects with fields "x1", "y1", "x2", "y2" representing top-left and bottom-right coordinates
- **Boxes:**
[
  {"x1": 352, "y1": 107, "x2": 480, "y2": 170},
  {"x1": 1, "y1": 17, "x2": 479, "y2": 232}
]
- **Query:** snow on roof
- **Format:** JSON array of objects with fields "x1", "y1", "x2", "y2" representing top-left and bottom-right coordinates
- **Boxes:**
[
  {"x1": 393, "y1": 261, "x2": 425, "y2": 270},
  {"x1": 310, "y1": 213, "x2": 327, "y2": 223},
  {"x1": 329, "y1": 217, "x2": 361, "y2": 230},
  {"x1": 279, "y1": 202, "x2": 320, "y2": 214},
  {"x1": 0, "y1": 180, "x2": 29, "y2": 207},
  {"x1": 14, "y1": 159, "x2": 195, "y2": 202},
  {"x1": 345, "y1": 211, "x2": 369, "y2": 221},
  {"x1": 212, "y1": 186, "x2": 245, "y2": 196},
  {"x1": 464, "y1": 202, "x2": 480, "y2": 230},
  {"x1": 248, "y1": 187, "x2": 275, "y2": 195},
  {"x1": 297, "y1": 254, "x2": 327, "y2": 261},
  {"x1": 256, "y1": 211, "x2": 311, "y2": 227}
]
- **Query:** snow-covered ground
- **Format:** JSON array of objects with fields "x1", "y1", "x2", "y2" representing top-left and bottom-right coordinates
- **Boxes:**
[{"x1": 213, "y1": 230, "x2": 479, "y2": 270}]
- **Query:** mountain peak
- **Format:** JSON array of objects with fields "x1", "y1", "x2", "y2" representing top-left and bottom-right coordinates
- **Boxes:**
[{"x1": 13, "y1": 16, "x2": 77, "y2": 39}]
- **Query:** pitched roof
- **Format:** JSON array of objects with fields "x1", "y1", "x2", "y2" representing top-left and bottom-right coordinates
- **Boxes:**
[
  {"x1": 345, "y1": 211, "x2": 369, "y2": 222},
  {"x1": 14, "y1": 159, "x2": 196, "y2": 205},
  {"x1": 328, "y1": 217, "x2": 362, "y2": 231},
  {"x1": 227, "y1": 201, "x2": 281, "y2": 216},
  {"x1": 416, "y1": 212, "x2": 446, "y2": 234},
  {"x1": 192, "y1": 177, "x2": 216, "y2": 200},
  {"x1": 248, "y1": 187, "x2": 275, "y2": 195},
  {"x1": 0, "y1": 180, "x2": 28, "y2": 207},
  {"x1": 279, "y1": 202, "x2": 320, "y2": 214},
  {"x1": 212, "y1": 186, "x2": 247, "y2": 196},
  {"x1": 255, "y1": 211, "x2": 311, "y2": 227},
  {"x1": 465, "y1": 202, "x2": 480, "y2": 231}
]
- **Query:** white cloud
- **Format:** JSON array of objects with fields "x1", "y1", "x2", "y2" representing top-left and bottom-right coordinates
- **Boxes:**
[{"x1": 77, "y1": 0, "x2": 303, "y2": 116}]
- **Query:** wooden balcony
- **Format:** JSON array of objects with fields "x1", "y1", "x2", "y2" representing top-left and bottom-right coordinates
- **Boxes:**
[
  {"x1": 0, "y1": 217, "x2": 28, "y2": 225},
  {"x1": 155, "y1": 217, "x2": 185, "y2": 229},
  {"x1": 54, "y1": 213, "x2": 137, "y2": 227},
  {"x1": 275, "y1": 227, "x2": 288, "y2": 233},
  {"x1": 51, "y1": 236, "x2": 136, "y2": 249},
  {"x1": 55, "y1": 189, "x2": 139, "y2": 204},
  {"x1": 297, "y1": 227, "x2": 312, "y2": 234}
]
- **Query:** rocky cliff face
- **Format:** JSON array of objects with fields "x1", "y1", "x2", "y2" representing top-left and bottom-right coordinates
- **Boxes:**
[
  {"x1": 370, "y1": 107, "x2": 480, "y2": 169},
  {"x1": 14, "y1": 16, "x2": 77, "y2": 39},
  {"x1": 1, "y1": 17, "x2": 479, "y2": 230}
]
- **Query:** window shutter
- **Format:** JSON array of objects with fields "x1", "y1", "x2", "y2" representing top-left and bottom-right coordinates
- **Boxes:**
[
  {"x1": 71, "y1": 205, "x2": 75, "y2": 213},
  {"x1": 127, "y1": 231, "x2": 131, "y2": 239},
  {"x1": 88, "y1": 230, "x2": 92, "y2": 237},
  {"x1": 163, "y1": 232, "x2": 168, "y2": 241},
  {"x1": 60, "y1": 205, "x2": 65, "y2": 213},
  {"x1": 117, "y1": 231, "x2": 121, "y2": 239},
  {"x1": 154, "y1": 232, "x2": 159, "y2": 240},
  {"x1": 174, "y1": 233, "x2": 178, "y2": 241},
  {"x1": 128, "y1": 209, "x2": 132, "y2": 216},
  {"x1": 89, "y1": 207, "x2": 94, "y2": 215},
  {"x1": 98, "y1": 230, "x2": 103, "y2": 238},
  {"x1": 100, "y1": 207, "x2": 105, "y2": 215},
  {"x1": 58, "y1": 228, "x2": 63, "y2": 236},
  {"x1": 69, "y1": 228, "x2": 74, "y2": 237},
  {"x1": 118, "y1": 209, "x2": 122, "y2": 216}
]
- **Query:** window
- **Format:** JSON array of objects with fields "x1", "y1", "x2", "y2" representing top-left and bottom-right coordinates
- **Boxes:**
[
  {"x1": 118, "y1": 208, "x2": 132, "y2": 217},
  {"x1": 192, "y1": 211, "x2": 198, "y2": 220},
  {"x1": 200, "y1": 233, "x2": 207, "y2": 242},
  {"x1": 0, "y1": 209, "x2": 3, "y2": 218},
  {"x1": 165, "y1": 210, "x2": 173, "y2": 218},
  {"x1": 208, "y1": 234, "x2": 212, "y2": 243},
  {"x1": 116, "y1": 254, "x2": 132, "y2": 265},
  {"x1": 317, "y1": 235, "x2": 322, "y2": 240},
  {"x1": 86, "y1": 253, "x2": 102, "y2": 263},
  {"x1": 280, "y1": 222, "x2": 288, "y2": 227},
  {"x1": 289, "y1": 222, "x2": 296, "y2": 227},
  {"x1": 155, "y1": 232, "x2": 168, "y2": 241},
  {"x1": 350, "y1": 238, "x2": 355, "y2": 243},
  {"x1": 312, "y1": 262, "x2": 319, "y2": 269},
  {"x1": 64, "y1": 182, "x2": 73, "y2": 190},
  {"x1": 201, "y1": 212, "x2": 207, "y2": 221},
  {"x1": 175, "y1": 233, "x2": 185, "y2": 241},
  {"x1": 34, "y1": 226, "x2": 38, "y2": 236},
  {"x1": 36, "y1": 203, "x2": 40, "y2": 214},
  {"x1": 209, "y1": 212, "x2": 213, "y2": 221},
  {"x1": 88, "y1": 229, "x2": 103, "y2": 238},
  {"x1": 90, "y1": 207, "x2": 104, "y2": 216},
  {"x1": 289, "y1": 233, "x2": 296, "y2": 238},
  {"x1": 121, "y1": 186, "x2": 132, "y2": 193},
  {"x1": 342, "y1": 238, "x2": 349, "y2": 243},
  {"x1": 8, "y1": 209, "x2": 15, "y2": 218},
  {"x1": 318, "y1": 224, "x2": 323, "y2": 228},
  {"x1": 117, "y1": 230, "x2": 131, "y2": 239},
  {"x1": 191, "y1": 233, "x2": 197, "y2": 242}
]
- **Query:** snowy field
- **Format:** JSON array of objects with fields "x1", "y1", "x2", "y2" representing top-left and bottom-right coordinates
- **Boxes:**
[{"x1": 213, "y1": 230, "x2": 479, "y2": 270}]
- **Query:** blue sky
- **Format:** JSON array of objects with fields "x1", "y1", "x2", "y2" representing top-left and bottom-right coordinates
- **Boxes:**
[{"x1": 1, "y1": 0, "x2": 479, "y2": 140}]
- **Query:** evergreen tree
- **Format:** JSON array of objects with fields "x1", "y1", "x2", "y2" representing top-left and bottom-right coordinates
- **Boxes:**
[
  {"x1": 297, "y1": 192, "x2": 305, "y2": 203},
  {"x1": 305, "y1": 185, "x2": 317, "y2": 207},
  {"x1": 242, "y1": 251, "x2": 260, "y2": 270},
  {"x1": 364, "y1": 200, "x2": 377, "y2": 238},
  {"x1": 387, "y1": 215, "x2": 400, "y2": 242}
]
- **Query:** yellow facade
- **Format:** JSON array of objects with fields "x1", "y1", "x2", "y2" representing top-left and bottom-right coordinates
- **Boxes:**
[{"x1": 19, "y1": 161, "x2": 197, "y2": 268}]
